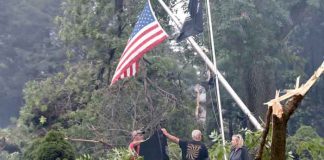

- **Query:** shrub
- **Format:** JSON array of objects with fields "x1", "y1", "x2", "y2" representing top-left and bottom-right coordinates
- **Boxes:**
[{"x1": 23, "y1": 131, "x2": 76, "y2": 160}]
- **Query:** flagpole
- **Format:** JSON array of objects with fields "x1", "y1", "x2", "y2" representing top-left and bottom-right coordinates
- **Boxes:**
[
  {"x1": 157, "y1": 0, "x2": 263, "y2": 131},
  {"x1": 206, "y1": 0, "x2": 227, "y2": 159}
]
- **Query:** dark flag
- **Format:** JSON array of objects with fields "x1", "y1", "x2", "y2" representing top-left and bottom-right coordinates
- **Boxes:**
[
  {"x1": 139, "y1": 130, "x2": 169, "y2": 160},
  {"x1": 177, "y1": 0, "x2": 203, "y2": 42}
]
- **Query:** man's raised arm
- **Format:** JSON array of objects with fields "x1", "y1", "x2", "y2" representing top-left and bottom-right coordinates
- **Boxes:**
[{"x1": 161, "y1": 128, "x2": 180, "y2": 144}]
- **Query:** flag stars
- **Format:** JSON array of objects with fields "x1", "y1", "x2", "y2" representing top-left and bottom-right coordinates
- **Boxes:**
[
  {"x1": 130, "y1": 3, "x2": 156, "y2": 38},
  {"x1": 110, "y1": 1, "x2": 168, "y2": 85}
]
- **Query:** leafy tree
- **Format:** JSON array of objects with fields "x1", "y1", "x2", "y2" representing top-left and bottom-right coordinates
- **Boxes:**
[
  {"x1": 287, "y1": 126, "x2": 324, "y2": 160},
  {"x1": 17, "y1": 0, "x2": 198, "y2": 159},
  {"x1": 208, "y1": 0, "x2": 307, "y2": 130},
  {"x1": 23, "y1": 131, "x2": 76, "y2": 160},
  {"x1": 284, "y1": 0, "x2": 324, "y2": 136},
  {"x1": 0, "y1": 0, "x2": 65, "y2": 127}
]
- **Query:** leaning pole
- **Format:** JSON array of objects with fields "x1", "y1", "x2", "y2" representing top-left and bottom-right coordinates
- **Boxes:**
[{"x1": 157, "y1": 0, "x2": 263, "y2": 130}]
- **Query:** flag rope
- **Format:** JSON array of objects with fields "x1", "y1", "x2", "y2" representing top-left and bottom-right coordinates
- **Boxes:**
[{"x1": 205, "y1": 0, "x2": 228, "y2": 159}]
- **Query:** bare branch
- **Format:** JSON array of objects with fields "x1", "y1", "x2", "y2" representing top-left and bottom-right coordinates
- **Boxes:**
[
  {"x1": 146, "y1": 77, "x2": 177, "y2": 101},
  {"x1": 65, "y1": 137, "x2": 113, "y2": 148},
  {"x1": 255, "y1": 107, "x2": 272, "y2": 160}
]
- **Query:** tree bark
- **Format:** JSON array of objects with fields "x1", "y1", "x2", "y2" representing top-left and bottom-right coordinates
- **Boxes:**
[
  {"x1": 271, "y1": 114, "x2": 287, "y2": 160},
  {"x1": 114, "y1": 0, "x2": 124, "y2": 37},
  {"x1": 271, "y1": 95, "x2": 303, "y2": 160},
  {"x1": 255, "y1": 107, "x2": 272, "y2": 160},
  {"x1": 245, "y1": 61, "x2": 275, "y2": 129},
  {"x1": 114, "y1": 0, "x2": 123, "y2": 12}
]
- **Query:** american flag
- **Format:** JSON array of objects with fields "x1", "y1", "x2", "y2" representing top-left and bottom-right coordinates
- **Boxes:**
[{"x1": 110, "y1": 1, "x2": 168, "y2": 85}]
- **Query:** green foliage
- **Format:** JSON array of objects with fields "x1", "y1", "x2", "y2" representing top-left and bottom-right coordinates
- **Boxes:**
[
  {"x1": 167, "y1": 142, "x2": 182, "y2": 160},
  {"x1": 208, "y1": 131, "x2": 231, "y2": 160},
  {"x1": 23, "y1": 131, "x2": 76, "y2": 160},
  {"x1": 19, "y1": 61, "x2": 99, "y2": 128},
  {"x1": 105, "y1": 148, "x2": 140, "y2": 160},
  {"x1": 287, "y1": 126, "x2": 324, "y2": 160},
  {"x1": 18, "y1": 3, "x2": 197, "y2": 155},
  {"x1": 0, "y1": 152, "x2": 20, "y2": 160},
  {"x1": 55, "y1": 0, "x2": 122, "y2": 60},
  {"x1": 207, "y1": 0, "x2": 308, "y2": 132},
  {"x1": 76, "y1": 154, "x2": 92, "y2": 160},
  {"x1": 243, "y1": 129, "x2": 271, "y2": 160},
  {"x1": 228, "y1": 126, "x2": 323, "y2": 160},
  {"x1": 0, "y1": 0, "x2": 65, "y2": 127}
]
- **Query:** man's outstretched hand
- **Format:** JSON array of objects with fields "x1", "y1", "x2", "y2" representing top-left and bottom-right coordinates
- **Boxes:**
[
  {"x1": 160, "y1": 128, "x2": 179, "y2": 144},
  {"x1": 161, "y1": 128, "x2": 168, "y2": 135}
]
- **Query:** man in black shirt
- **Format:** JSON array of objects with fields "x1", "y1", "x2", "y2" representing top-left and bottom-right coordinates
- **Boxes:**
[{"x1": 161, "y1": 128, "x2": 209, "y2": 160}]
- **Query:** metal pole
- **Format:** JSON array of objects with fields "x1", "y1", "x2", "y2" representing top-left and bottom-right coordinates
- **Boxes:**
[
  {"x1": 206, "y1": 0, "x2": 227, "y2": 159},
  {"x1": 157, "y1": 0, "x2": 263, "y2": 130}
]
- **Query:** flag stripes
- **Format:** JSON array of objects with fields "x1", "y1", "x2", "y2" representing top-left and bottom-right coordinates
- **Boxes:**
[{"x1": 111, "y1": 1, "x2": 168, "y2": 85}]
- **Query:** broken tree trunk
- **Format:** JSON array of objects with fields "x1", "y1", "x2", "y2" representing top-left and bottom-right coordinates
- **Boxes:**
[
  {"x1": 256, "y1": 61, "x2": 323, "y2": 160},
  {"x1": 270, "y1": 94, "x2": 303, "y2": 160},
  {"x1": 194, "y1": 84, "x2": 207, "y2": 129}
]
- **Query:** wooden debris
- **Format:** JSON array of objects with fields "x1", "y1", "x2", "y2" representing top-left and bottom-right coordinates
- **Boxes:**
[
  {"x1": 272, "y1": 91, "x2": 283, "y2": 118},
  {"x1": 265, "y1": 61, "x2": 324, "y2": 106}
]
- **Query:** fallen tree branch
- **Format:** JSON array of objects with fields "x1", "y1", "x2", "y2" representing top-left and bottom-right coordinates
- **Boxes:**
[
  {"x1": 255, "y1": 106, "x2": 272, "y2": 160},
  {"x1": 65, "y1": 137, "x2": 113, "y2": 148}
]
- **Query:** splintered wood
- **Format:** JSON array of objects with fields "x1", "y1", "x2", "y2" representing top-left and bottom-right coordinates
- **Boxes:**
[
  {"x1": 272, "y1": 90, "x2": 284, "y2": 118},
  {"x1": 265, "y1": 61, "x2": 324, "y2": 107}
]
